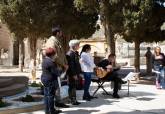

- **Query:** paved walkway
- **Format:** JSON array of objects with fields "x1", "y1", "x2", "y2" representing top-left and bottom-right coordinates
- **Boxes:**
[
  {"x1": 1, "y1": 66, "x2": 165, "y2": 114},
  {"x1": 19, "y1": 83, "x2": 165, "y2": 114}
]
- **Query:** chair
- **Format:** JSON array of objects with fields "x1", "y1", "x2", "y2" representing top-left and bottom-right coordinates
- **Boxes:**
[{"x1": 91, "y1": 68, "x2": 112, "y2": 97}]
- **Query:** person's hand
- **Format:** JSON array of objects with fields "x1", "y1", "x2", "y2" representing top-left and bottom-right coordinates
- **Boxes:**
[
  {"x1": 64, "y1": 64, "x2": 69, "y2": 71},
  {"x1": 94, "y1": 66, "x2": 98, "y2": 70},
  {"x1": 106, "y1": 65, "x2": 113, "y2": 72},
  {"x1": 73, "y1": 75, "x2": 78, "y2": 80}
]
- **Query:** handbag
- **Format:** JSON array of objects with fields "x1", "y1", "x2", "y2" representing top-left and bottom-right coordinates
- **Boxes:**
[
  {"x1": 57, "y1": 77, "x2": 69, "y2": 99},
  {"x1": 76, "y1": 75, "x2": 84, "y2": 90}
]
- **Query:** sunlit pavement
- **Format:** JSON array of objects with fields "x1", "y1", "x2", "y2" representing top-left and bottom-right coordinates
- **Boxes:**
[
  {"x1": 1, "y1": 67, "x2": 165, "y2": 114},
  {"x1": 20, "y1": 83, "x2": 165, "y2": 114}
]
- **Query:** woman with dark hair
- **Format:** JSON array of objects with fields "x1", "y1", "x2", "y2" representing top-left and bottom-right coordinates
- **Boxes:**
[
  {"x1": 41, "y1": 47, "x2": 62, "y2": 114},
  {"x1": 152, "y1": 46, "x2": 165, "y2": 89},
  {"x1": 80, "y1": 44, "x2": 96, "y2": 101}
]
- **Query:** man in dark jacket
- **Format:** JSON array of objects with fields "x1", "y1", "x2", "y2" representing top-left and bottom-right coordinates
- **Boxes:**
[
  {"x1": 97, "y1": 54, "x2": 126, "y2": 98},
  {"x1": 66, "y1": 39, "x2": 81, "y2": 105}
]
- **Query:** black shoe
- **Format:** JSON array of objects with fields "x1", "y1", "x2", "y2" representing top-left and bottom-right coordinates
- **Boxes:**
[
  {"x1": 121, "y1": 80, "x2": 127, "y2": 84},
  {"x1": 55, "y1": 102, "x2": 70, "y2": 108},
  {"x1": 71, "y1": 101, "x2": 81, "y2": 105},
  {"x1": 83, "y1": 96, "x2": 91, "y2": 101},
  {"x1": 54, "y1": 109, "x2": 62, "y2": 114},
  {"x1": 49, "y1": 109, "x2": 62, "y2": 114},
  {"x1": 112, "y1": 94, "x2": 120, "y2": 98},
  {"x1": 89, "y1": 95, "x2": 98, "y2": 99}
]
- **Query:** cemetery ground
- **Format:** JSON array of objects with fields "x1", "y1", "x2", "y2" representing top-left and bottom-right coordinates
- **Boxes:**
[{"x1": 0, "y1": 66, "x2": 165, "y2": 114}]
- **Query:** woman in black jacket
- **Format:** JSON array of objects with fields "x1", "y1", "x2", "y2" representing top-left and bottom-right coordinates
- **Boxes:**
[{"x1": 66, "y1": 39, "x2": 81, "y2": 105}]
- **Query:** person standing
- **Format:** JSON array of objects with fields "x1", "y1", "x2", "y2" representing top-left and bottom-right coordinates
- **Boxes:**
[
  {"x1": 66, "y1": 39, "x2": 81, "y2": 105},
  {"x1": 80, "y1": 44, "x2": 95, "y2": 101},
  {"x1": 152, "y1": 46, "x2": 165, "y2": 89},
  {"x1": 41, "y1": 48, "x2": 62, "y2": 114},
  {"x1": 145, "y1": 47, "x2": 152, "y2": 75},
  {"x1": 45, "y1": 27, "x2": 69, "y2": 108}
]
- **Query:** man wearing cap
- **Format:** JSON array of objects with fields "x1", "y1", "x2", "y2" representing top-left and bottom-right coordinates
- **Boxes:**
[{"x1": 45, "y1": 27, "x2": 69, "y2": 108}]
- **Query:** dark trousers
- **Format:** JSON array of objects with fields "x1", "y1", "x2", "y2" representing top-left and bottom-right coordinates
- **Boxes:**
[
  {"x1": 83, "y1": 72, "x2": 92, "y2": 97},
  {"x1": 42, "y1": 80, "x2": 58, "y2": 114},
  {"x1": 103, "y1": 71, "x2": 123, "y2": 95},
  {"x1": 68, "y1": 76, "x2": 77, "y2": 102}
]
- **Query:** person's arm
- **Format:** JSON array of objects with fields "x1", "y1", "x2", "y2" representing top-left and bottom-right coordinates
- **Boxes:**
[
  {"x1": 97, "y1": 59, "x2": 109, "y2": 70},
  {"x1": 49, "y1": 61, "x2": 60, "y2": 77},
  {"x1": 161, "y1": 53, "x2": 165, "y2": 66},
  {"x1": 66, "y1": 52, "x2": 77, "y2": 76}
]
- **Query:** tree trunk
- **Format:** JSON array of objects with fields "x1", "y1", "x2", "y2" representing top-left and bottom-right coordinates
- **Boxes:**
[
  {"x1": 29, "y1": 37, "x2": 37, "y2": 83},
  {"x1": 13, "y1": 39, "x2": 19, "y2": 65},
  {"x1": 19, "y1": 39, "x2": 25, "y2": 72},
  {"x1": 134, "y1": 39, "x2": 140, "y2": 73},
  {"x1": 101, "y1": 1, "x2": 115, "y2": 55},
  {"x1": 109, "y1": 29, "x2": 115, "y2": 55}
]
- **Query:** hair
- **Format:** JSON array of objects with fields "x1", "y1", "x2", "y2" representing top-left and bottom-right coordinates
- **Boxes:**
[
  {"x1": 52, "y1": 27, "x2": 61, "y2": 36},
  {"x1": 147, "y1": 47, "x2": 151, "y2": 50},
  {"x1": 45, "y1": 47, "x2": 56, "y2": 57},
  {"x1": 80, "y1": 44, "x2": 91, "y2": 55},
  {"x1": 108, "y1": 53, "x2": 116, "y2": 58},
  {"x1": 154, "y1": 46, "x2": 161, "y2": 55},
  {"x1": 69, "y1": 39, "x2": 80, "y2": 48}
]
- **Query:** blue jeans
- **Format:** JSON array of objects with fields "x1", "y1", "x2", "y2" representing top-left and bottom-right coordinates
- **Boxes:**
[
  {"x1": 154, "y1": 65, "x2": 165, "y2": 88},
  {"x1": 83, "y1": 72, "x2": 93, "y2": 97},
  {"x1": 42, "y1": 80, "x2": 58, "y2": 114}
]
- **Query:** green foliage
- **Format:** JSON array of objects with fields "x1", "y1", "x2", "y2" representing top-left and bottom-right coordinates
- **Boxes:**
[
  {"x1": 122, "y1": 0, "x2": 165, "y2": 43},
  {"x1": 21, "y1": 95, "x2": 34, "y2": 102},
  {"x1": 74, "y1": 0, "x2": 99, "y2": 14},
  {"x1": 0, "y1": 0, "x2": 98, "y2": 40},
  {"x1": 0, "y1": 98, "x2": 7, "y2": 108},
  {"x1": 53, "y1": 0, "x2": 98, "y2": 39},
  {"x1": 74, "y1": 0, "x2": 165, "y2": 43}
]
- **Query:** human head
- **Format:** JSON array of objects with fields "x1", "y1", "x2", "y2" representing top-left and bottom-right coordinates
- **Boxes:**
[
  {"x1": 80, "y1": 44, "x2": 91, "y2": 55},
  {"x1": 108, "y1": 54, "x2": 116, "y2": 63},
  {"x1": 45, "y1": 47, "x2": 56, "y2": 57},
  {"x1": 52, "y1": 27, "x2": 62, "y2": 37},
  {"x1": 69, "y1": 39, "x2": 80, "y2": 51},
  {"x1": 154, "y1": 46, "x2": 161, "y2": 55},
  {"x1": 147, "y1": 47, "x2": 151, "y2": 51}
]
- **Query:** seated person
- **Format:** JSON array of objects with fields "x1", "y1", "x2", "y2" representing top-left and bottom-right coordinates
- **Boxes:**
[{"x1": 97, "y1": 54, "x2": 127, "y2": 98}]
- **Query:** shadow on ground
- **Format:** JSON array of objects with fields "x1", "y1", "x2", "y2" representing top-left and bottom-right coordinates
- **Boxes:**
[
  {"x1": 102, "y1": 108, "x2": 165, "y2": 114},
  {"x1": 63, "y1": 109, "x2": 100, "y2": 114}
]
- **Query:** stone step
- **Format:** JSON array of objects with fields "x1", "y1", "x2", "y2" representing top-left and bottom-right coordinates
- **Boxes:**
[
  {"x1": 0, "y1": 83, "x2": 27, "y2": 97},
  {"x1": 0, "y1": 78, "x2": 13, "y2": 88}
]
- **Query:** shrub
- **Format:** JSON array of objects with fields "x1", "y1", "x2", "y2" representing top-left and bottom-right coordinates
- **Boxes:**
[
  {"x1": 21, "y1": 95, "x2": 34, "y2": 102},
  {"x1": 0, "y1": 98, "x2": 7, "y2": 107}
]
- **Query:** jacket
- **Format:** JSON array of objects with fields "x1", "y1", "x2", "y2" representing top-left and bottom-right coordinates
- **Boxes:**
[
  {"x1": 41, "y1": 57, "x2": 60, "y2": 83},
  {"x1": 66, "y1": 50, "x2": 81, "y2": 77},
  {"x1": 45, "y1": 36, "x2": 68, "y2": 68}
]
